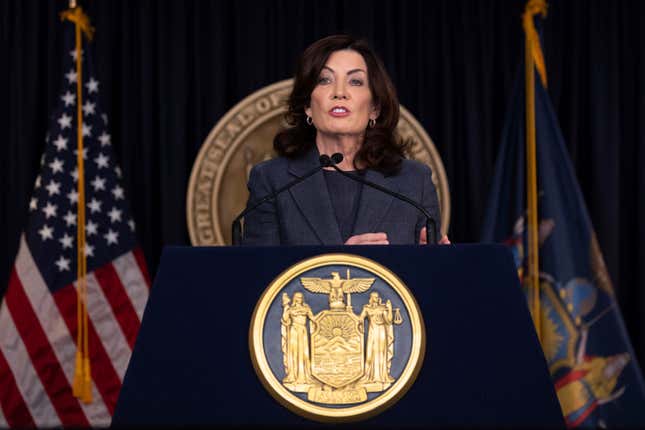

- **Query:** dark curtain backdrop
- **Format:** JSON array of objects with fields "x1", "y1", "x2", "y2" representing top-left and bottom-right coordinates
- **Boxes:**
[{"x1": 1, "y1": 0, "x2": 644, "y2": 366}]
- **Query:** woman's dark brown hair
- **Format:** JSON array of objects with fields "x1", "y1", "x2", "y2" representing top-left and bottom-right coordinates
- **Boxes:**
[{"x1": 274, "y1": 35, "x2": 406, "y2": 174}]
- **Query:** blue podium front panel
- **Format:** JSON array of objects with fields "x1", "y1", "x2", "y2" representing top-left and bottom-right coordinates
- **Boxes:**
[{"x1": 112, "y1": 244, "x2": 564, "y2": 427}]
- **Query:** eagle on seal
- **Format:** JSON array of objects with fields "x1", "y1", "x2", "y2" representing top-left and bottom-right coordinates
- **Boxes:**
[{"x1": 300, "y1": 272, "x2": 375, "y2": 310}]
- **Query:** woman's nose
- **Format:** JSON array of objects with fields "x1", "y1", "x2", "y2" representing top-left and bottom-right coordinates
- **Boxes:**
[{"x1": 332, "y1": 82, "x2": 348, "y2": 99}]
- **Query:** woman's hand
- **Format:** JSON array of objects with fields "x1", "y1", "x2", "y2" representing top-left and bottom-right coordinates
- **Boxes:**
[
  {"x1": 344, "y1": 232, "x2": 389, "y2": 245},
  {"x1": 419, "y1": 227, "x2": 451, "y2": 245}
]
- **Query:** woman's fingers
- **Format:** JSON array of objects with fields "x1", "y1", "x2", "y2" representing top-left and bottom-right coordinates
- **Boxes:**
[
  {"x1": 439, "y1": 235, "x2": 451, "y2": 245},
  {"x1": 358, "y1": 233, "x2": 387, "y2": 242},
  {"x1": 419, "y1": 227, "x2": 451, "y2": 245},
  {"x1": 345, "y1": 232, "x2": 389, "y2": 245},
  {"x1": 419, "y1": 227, "x2": 427, "y2": 244},
  {"x1": 345, "y1": 231, "x2": 450, "y2": 245}
]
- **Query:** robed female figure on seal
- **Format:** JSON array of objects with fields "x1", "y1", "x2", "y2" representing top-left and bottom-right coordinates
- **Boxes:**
[
  {"x1": 359, "y1": 292, "x2": 395, "y2": 389},
  {"x1": 281, "y1": 292, "x2": 316, "y2": 391}
]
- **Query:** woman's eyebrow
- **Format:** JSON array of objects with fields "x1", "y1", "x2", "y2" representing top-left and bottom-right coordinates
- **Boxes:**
[{"x1": 320, "y1": 66, "x2": 366, "y2": 75}]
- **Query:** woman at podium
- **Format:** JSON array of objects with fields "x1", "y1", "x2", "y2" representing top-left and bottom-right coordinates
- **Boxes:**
[{"x1": 242, "y1": 35, "x2": 448, "y2": 246}]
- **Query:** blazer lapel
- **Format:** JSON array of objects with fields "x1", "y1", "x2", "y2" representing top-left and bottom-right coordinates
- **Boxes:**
[
  {"x1": 352, "y1": 169, "x2": 397, "y2": 235},
  {"x1": 288, "y1": 149, "x2": 343, "y2": 245}
]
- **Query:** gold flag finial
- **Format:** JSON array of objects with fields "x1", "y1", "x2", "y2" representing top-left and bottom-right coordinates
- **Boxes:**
[
  {"x1": 60, "y1": 4, "x2": 95, "y2": 41},
  {"x1": 522, "y1": 0, "x2": 548, "y2": 87}
]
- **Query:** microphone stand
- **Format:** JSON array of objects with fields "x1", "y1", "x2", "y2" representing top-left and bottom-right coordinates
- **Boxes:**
[
  {"x1": 231, "y1": 155, "x2": 332, "y2": 245},
  {"x1": 327, "y1": 153, "x2": 438, "y2": 245}
]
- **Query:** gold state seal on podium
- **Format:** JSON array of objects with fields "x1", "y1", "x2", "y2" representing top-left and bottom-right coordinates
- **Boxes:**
[{"x1": 249, "y1": 254, "x2": 426, "y2": 422}]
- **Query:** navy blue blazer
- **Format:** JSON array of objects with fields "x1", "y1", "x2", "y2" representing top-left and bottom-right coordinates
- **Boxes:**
[{"x1": 241, "y1": 147, "x2": 441, "y2": 245}]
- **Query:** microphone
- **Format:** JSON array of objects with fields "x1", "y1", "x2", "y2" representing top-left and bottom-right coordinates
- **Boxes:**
[
  {"x1": 231, "y1": 154, "x2": 333, "y2": 245},
  {"x1": 328, "y1": 153, "x2": 438, "y2": 245}
]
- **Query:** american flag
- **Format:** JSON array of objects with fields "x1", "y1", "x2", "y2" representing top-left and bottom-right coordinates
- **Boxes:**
[{"x1": 0, "y1": 20, "x2": 150, "y2": 427}]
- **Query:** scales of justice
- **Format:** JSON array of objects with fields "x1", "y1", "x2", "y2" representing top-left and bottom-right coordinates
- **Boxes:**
[{"x1": 280, "y1": 270, "x2": 404, "y2": 404}]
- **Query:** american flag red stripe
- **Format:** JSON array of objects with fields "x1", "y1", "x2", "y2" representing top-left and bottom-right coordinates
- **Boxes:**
[
  {"x1": 4, "y1": 269, "x2": 90, "y2": 427},
  {"x1": 112, "y1": 251, "x2": 150, "y2": 322},
  {"x1": 0, "y1": 345, "x2": 34, "y2": 427},
  {"x1": 0, "y1": 300, "x2": 60, "y2": 426},
  {"x1": 132, "y1": 247, "x2": 151, "y2": 289},
  {"x1": 94, "y1": 264, "x2": 140, "y2": 348},
  {"x1": 0, "y1": 236, "x2": 149, "y2": 426},
  {"x1": 11, "y1": 237, "x2": 112, "y2": 423},
  {"x1": 82, "y1": 273, "x2": 132, "y2": 381}
]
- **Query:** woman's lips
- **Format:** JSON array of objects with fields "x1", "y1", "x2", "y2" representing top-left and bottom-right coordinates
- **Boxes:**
[{"x1": 329, "y1": 106, "x2": 351, "y2": 117}]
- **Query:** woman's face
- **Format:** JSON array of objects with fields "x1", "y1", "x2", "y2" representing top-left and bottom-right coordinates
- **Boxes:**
[{"x1": 305, "y1": 49, "x2": 379, "y2": 138}]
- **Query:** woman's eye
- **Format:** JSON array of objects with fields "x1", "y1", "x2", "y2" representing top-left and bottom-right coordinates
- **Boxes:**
[
  {"x1": 350, "y1": 79, "x2": 364, "y2": 86},
  {"x1": 318, "y1": 77, "x2": 331, "y2": 84}
]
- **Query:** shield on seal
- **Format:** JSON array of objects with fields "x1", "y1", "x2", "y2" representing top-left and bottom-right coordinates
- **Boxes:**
[{"x1": 310, "y1": 310, "x2": 364, "y2": 388}]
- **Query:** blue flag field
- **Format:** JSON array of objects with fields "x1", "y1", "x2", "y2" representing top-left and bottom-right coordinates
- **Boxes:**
[{"x1": 481, "y1": 26, "x2": 645, "y2": 429}]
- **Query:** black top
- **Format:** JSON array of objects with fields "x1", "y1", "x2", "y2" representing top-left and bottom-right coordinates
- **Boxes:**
[{"x1": 322, "y1": 169, "x2": 364, "y2": 242}]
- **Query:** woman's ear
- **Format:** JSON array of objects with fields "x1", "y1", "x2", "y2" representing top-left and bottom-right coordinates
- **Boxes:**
[
  {"x1": 370, "y1": 103, "x2": 381, "y2": 120},
  {"x1": 305, "y1": 105, "x2": 312, "y2": 118}
]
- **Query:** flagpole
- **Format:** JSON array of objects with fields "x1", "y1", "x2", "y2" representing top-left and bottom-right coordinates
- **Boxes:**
[
  {"x1": 61, "y1": 0, "x2": 95, "y2": 403},
  {"x1": 523, "y1": 0, "x2": 548, "y2": 343}
]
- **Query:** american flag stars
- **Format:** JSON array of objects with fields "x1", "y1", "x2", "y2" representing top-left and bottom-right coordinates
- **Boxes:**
[
  {"x1": 65, "y1": 68, "x2": 77, "y2": 84},
  {"x1": 69, "y1": 48, "x2": 83, "y2": 61},
  {"x1": 98, "y1": 131, "x2": 111, "y2": 146},
  {"x1": 66, "y1": 190, "x2": 78, "y2": 204},
  {"x1": 53, "y1": 135, "x2": 68, "y2": 151},
  {"x1": 108, "y1": 207, "x2": 122, "y2": 223},
  {"x1": 91, "y1": 176, "x2": 106, "y2": 191},
  {"x1": 85, "y1": 77, "x2": 99, "y2": 93},
  {"x1": 73, "y1": 147, "x2": 88, "y2": 160},
  {"x1": 58, "y1": 113, "x2": 72, "y2": 129},
  {"x1": 112, "y1": 185, "x2": 124, "y2": 200},
  {"x1": 104, "y1": 229, "x2": 119, "y2": 245},
  {"x1": 25, "y1": 67, "x2": 137, "y2": 281},
  {"x1": 82, "y1": 122, "x2": 92, "y2": 137},
  {"x1": 95, "y1": 153, "x2": 109, "y2": 168},
  {"x1": 59, "y1": 233, "x2": 73, "y2": 249},
  {"x1": 38, "y1": 224, "x2": 54, "y2": 241},
  {"x1": 54, "y1": 255, "x2": 71, "y2": 271},
  {"x1": 49, "y1": 158, "x2": 64, "y2": 173},
  {"x1": 88, "y1": 198, "x2": 102, "y2": 213},
  {"x1": 0, "y1": 28, "x2": 150, "y2": 427},
  {"x1": 63, "y1": 210, "x2": 76, "y2": 226},
  {"x1": 86, "y1": 220, "x2": 98, "y2": 236},
  {"x1": 45, "y1": 180, "x2": 61, "y2": 196},
  {"x1": 61, "y1": 91, "x2": 75, "y2": 107},
  {"x1": 82, "y1": 100, "x2": 95, "y2": 116},
  {"x1": 41, "y1": 202, "x2": 57, "y2": 219}
]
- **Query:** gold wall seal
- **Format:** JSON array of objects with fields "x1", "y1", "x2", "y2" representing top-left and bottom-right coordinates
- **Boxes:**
[
  {"x1": 187, "y1": 79, "x2": 450, "y2": 245},
  {"x1": 249, "y1": 254, "x2": 426, "y2": 422}
]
